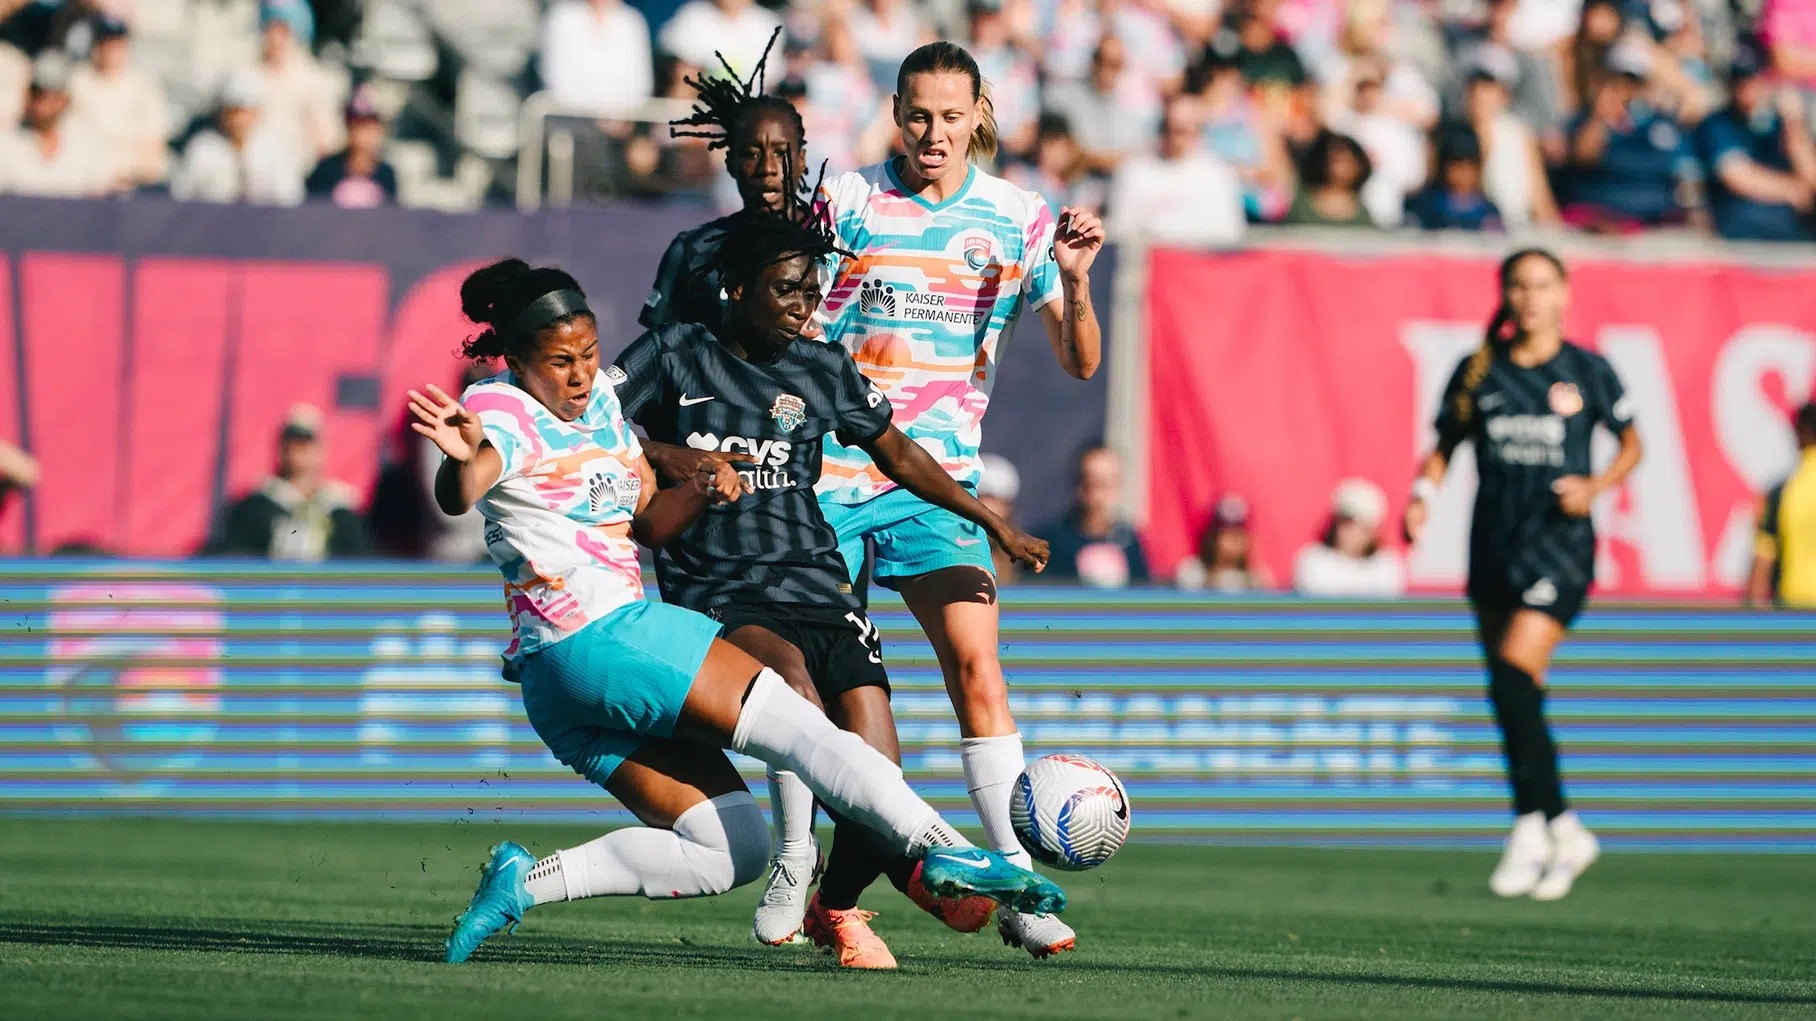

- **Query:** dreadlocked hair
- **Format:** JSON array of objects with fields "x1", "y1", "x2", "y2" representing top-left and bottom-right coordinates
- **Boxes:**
[
  {"x1": 669, "y1": 26, "x2": 806, "y2": 152},
  {"x1": 713, "y1": 162, "x2": 853, "y2": 291},
  {"x1": 1453, "y1": 248, "x2": 1569, "y2": 426}
]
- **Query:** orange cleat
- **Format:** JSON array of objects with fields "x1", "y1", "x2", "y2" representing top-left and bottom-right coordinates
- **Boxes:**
[
  {"x1": 905, "y1": 860, "x2": 997, "y2": 933},
  {"x1": 802, "y1": 892, "x2": 899, "y2": 970}
]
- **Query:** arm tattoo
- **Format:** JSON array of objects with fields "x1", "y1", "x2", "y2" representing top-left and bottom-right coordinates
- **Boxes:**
[{"x1": 1071, "y1": 297, "x2": 1087, "y2": 322}]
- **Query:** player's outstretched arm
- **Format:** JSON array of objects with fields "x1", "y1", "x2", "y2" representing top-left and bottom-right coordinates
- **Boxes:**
[
  {"x1": 1040, "y1": 206, "x2": 1106, "y2": 380},
  {"x1": 409, "y1": 385, "x2": 502, "y2": 515},
  {"x1": 861, "y1": 426, "x2": 1049, "y2": 572}
]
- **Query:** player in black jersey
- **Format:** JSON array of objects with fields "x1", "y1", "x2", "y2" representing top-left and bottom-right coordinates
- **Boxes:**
[
  {"x1": 1404, "y1": 248, "x2": 1643, "y2": 903},
  {"x1": 613, "y1": 206, "x2": 1051, "y2": 967},
  {"x1": 640, "y1": 28, "x2": 802, "y2": 332}
]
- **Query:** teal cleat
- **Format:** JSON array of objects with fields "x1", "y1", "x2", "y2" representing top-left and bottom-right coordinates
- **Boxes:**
[
  {"x1": 445, "y1": 841, "x2": 536, "y2": 963},
  {"x1": 920, "y1": 847, "x2": 1067, "y2": 917}
]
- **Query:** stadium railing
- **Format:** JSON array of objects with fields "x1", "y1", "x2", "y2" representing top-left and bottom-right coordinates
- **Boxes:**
[{"x1": 515, "y1": 92, "x2": 699, "y2": 212}]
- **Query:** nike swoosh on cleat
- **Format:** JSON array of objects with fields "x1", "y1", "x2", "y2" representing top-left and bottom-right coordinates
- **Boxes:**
[
  {"x1": 941, "y1": 853, "x2": 993, "y2": 868},
  {"x1": 679, "y1": 394, "x2": 715, "y2": 406}
]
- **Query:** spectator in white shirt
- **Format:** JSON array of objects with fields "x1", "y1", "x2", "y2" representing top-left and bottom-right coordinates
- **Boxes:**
[
  {"x1": 68, "y1": 15, "x2": 171, "y2": 188},
  {"x1": 171, "y1": 71, "x2": 304, "y2": 206},
  {"x1": 247, "y1": 0, "x2": 340, "y2": 173},
  {"x1": 0, "y1": 54, "x2": 115, "y2": 199},
  {"x1": 1326, "y1": 53, "x2": 1429, "y2": 228},
  {"x1": 849, "y1": 0, "x2": 931, "y2": 89},
  {"x1": 1108, "y1": 94, "x2": 1246, "y2": 245},
  {"x1": 539, "y1": 0, "x2": 654, "y2": 114},
  {"x1": 1294, "y1": 478, "x2": 1406, "y2": 598},
  {"x1": 658, "y1": 0, "x2": 783, "y2": 84},
  {"x1": 0, "y1": 43, "x2": 28, "y2": 132},
  {"x1": 1462, "y1": 45, "x2": 1560, "y2": 228}
]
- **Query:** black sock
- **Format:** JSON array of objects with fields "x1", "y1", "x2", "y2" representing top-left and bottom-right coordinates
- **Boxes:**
[
  {"x1": 815, "y1": 808, "x2": 895, "y2": 911},
  {"x1": 1488, "y1": 658, "x2": 1567, "y2": 819}
]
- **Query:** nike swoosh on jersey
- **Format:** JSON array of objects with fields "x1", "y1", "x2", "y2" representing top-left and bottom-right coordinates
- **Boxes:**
[
  {"x1": 679, "y1": 394, "x2": 715, "y2": 406},
  {"x1": 955, "y1": 537, "x2": 984, "y2": 547}
]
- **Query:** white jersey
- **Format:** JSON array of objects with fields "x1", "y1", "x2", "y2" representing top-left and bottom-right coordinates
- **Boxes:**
[
  {"x1": 814, "y1": 160, "x2": 1063, "y2": 505},
  {"x1": 464, "y1": 370, "x2": 646, "y2": 665}
]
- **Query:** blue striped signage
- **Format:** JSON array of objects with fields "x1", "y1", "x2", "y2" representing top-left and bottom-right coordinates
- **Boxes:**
[{"x1": 0, "y1": 563, "x2": 1809, "y2": 850}]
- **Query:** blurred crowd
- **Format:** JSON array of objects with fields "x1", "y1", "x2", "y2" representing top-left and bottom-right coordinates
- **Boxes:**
[{"x1": 2, "y1": 1, "x2": 1815, "y2": 241}]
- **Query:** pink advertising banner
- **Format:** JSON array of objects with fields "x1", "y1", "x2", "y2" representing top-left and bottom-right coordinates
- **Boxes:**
[{"x1": 1144, "y1": 247, "x2": 1816, "y2": 597}]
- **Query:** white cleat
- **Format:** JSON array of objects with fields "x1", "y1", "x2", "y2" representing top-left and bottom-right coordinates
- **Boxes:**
[
  {"x1": 1531, "y1": 811, "x2": 1600, "y2": 901},
  {"x1": 752, "y1": 839, "x2": 820, "y2": 946},
  {"x1": 1489, "y1": 811, "x2": 1554, "y2": 898},
  {"x1": 997, "y1": 910, "x2": 1077, "y2": 959}
]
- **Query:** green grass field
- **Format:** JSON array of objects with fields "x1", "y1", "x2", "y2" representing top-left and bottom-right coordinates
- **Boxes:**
[{"x1": 1, "y1": 818, "x2": 1811, "y2": 1021}]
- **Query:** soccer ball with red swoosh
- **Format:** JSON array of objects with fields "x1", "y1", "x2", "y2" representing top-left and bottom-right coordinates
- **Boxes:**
[{"x1": 1010, "y1": 754, "x2": 1131, "y2": 871}]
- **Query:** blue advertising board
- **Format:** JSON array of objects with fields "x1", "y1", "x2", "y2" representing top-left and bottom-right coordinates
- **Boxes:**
[{"x1": 1, "y1": 562, "x2": 1810, "y2": 851}]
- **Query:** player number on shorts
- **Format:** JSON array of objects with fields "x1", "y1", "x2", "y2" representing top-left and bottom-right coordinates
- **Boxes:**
[{"x1": 845, "y1": 611, "x2": 883, "y2": 664}]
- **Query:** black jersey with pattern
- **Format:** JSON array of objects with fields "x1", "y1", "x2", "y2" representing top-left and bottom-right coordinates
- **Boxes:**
[
  {"x1": 612, "y1": 322, "x2": 895, "y2": 612},
  {"x1": 637, "y1": 214, "x2": 743, "y2": 331},
  {"x1": 1435, "y1": 342, "x2": 1635, "y2": 596}
]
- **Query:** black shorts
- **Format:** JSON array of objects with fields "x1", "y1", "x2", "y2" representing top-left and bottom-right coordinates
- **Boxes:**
[
  {"x1": 1467, "y1": 572, "x2": 1588, "y2": 628},
  {"x1": 707, "y1": 601, "x2": 890, "y2": 699}
]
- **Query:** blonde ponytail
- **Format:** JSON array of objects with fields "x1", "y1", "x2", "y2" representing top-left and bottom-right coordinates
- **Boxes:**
[
  {"x1": 1454, "y1": 304, "x2": 1510, "y2": 426},
  {"x1": 969, "y1": 82, "x2": 999, "y2": 163}
]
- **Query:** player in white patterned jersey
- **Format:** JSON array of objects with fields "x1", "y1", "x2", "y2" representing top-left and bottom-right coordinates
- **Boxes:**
[
  {"x1": 411, "y1": 258, "x2": 1068, "y2": 965},
  {"x1": 810, "y1": 41, "x2": 1108, "y2": 959}
]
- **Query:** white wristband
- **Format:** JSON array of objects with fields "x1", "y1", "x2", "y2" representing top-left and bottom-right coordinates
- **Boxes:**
[{"x1": 1410, "y1": 477, "x2": 1439, "y2": 504}]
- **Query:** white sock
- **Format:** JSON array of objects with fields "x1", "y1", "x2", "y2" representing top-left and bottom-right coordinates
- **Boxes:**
[
  {"x1": 522, "y1": 791, "x2": 769, "y2": 905},
  {"x1": 733, "y1": 668, "x2": 963, "y2": 856},
  {"x1": 961, "y1": 733, "x2": 1034, "y2": 870},
  {"x1": 766, "y1": 767, "x2": 816, "y2": 860}
]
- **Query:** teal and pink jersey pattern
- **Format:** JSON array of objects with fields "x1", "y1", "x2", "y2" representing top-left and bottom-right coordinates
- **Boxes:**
[
  {"x1": 462, "y1": 371, "x2": 646, "y2": 665},
  {"x1": 813, "y1": 160, "x2": 1063, "y2": 506}
]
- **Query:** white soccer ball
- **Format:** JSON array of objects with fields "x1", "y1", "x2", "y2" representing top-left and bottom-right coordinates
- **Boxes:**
[{"x1": 1010, "y1": 754, "x2": 1131, "y2": 871}]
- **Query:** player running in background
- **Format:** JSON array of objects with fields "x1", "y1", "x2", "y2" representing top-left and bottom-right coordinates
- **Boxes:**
[
  {"x1": 1403, "y1": 248, "x2": 1643, "y2": 902},
  {"x1": 1747, "y1": 402, "x2": 1816, "y2": 609},
  {"x1": 410, "y1": 258, "x2": 1065, "y2": 963},
  {"x1": 640, "y1": 27, "x2": 796, "y2": 332},
  {"x1": 614, "y1": 203, "x2": 1051, "y2": 967},
  {"x1": 809, "y1": 41, "x2": 1106, "y2": 958}
]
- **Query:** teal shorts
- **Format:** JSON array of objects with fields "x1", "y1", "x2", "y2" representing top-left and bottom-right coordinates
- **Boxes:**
[
  {"x1": 517, "y1": 599, "x2": 723, "y2": 786},
  {"x1": 820, "y1": 486, "x2": 993, "y2": 590}
]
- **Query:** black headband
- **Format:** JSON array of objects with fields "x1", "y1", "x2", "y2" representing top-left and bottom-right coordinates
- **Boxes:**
[{"x1": 505, "y1": 289, "x2": 591, "y2": 340}]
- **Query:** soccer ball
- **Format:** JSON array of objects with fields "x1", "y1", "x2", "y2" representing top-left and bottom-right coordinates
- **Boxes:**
[{"x1": 1010, "y1": 754, "x2": 1131, "y2": 871}]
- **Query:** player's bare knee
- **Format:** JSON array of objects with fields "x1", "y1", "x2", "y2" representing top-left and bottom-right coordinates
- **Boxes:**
[
  {"x1": 947, "y1": 651, "x2": 1008, "y2": 713},
  {"x1": 778, "y1": 664, "x2": 822, "y2": 709}
]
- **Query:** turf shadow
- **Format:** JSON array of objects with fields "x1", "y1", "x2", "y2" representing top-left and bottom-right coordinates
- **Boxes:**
[
  {"x1": 6, "y1": 920, "x2": 1813, "y2": 1007},
  {"x1": 0, "y1": 919, "x2": 826, "y2": 972},
  {"x1": 903, "y1": 952, "x2": 1816, "y2": 1007}
]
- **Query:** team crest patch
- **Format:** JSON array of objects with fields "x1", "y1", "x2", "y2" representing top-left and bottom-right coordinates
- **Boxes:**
[
  {"x1": 603, "y1": 364, "x2": 627, "y2": 387},
  {"x1": 961, "y1": 232, "x2": 995, "y2": 271},
  {"x1": 769, "y1": 393, "x2": 807, "y2": 432},
  {"x1": 1548, "y1": 382, "x2": 1584, "y2": 417}
]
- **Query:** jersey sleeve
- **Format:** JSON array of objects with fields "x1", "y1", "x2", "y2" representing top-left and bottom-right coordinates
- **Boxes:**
[
  {"x1": 610, "y1": 328, "x2": 667, "y2": 428},
  {"x1": 830, "y1": 347, "x2": 894, "y2": 447},
  {"x1": 1433, "y1": 355, "x2": 1475, "y2": 447},
  {"x1": 462, "y1": 385, "x2": 541, "y2": 483},
  {"x1": 1022, "y1": 193, "x2": 1064, "y2": 313},
  {"x1": 638, "y1": 233, "x2": 690, "y2": 330},
  {"x1": 600, "y1": 382, "x2": 644, "y2": 463},
  {"x1": 1586, "y1": 352, "x2": 1636, "y2": 433}
]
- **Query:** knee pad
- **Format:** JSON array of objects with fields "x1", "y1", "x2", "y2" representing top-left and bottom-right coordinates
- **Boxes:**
[{"x1": 672, "y1": 790, "x2": 769, "y2": 894}]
